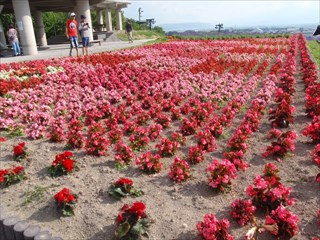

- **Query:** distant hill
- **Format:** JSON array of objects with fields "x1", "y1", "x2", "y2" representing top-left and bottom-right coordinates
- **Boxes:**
[
  {"x1": 159, "y1": 22, "x2": 214, "y2": 32},
  {"x1": 159, "y1": 22, "x2": 319, "y2": 34}
]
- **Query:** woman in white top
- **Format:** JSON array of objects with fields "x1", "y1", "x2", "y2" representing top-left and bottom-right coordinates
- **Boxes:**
[
  {"x1": 79, "y1": 15, "x2": 90, "y2": 56},
  {"x1": 7, "y1": 25, "x2": 21, "y2": 56}
]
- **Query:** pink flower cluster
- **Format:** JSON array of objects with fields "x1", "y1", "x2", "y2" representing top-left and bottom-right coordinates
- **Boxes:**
[
  {"x1": 85, "y1": 122, "x2": 110, "y2": 156},
  {"x1": 302, "y1": 115, "x2": 320, "y2": 144},
  {"x1": 206, "y1": 159, "x2": 237, "y2": 192},
  {"x1": 262, "y1": 130, "x2": 297, "y2": 160},
  {"x1": 196, "y1": 213, "x2": 234, "y2": 240},
  {"x1": 265, "y1": 205, "x2": 299, "y2": 239},
  {"x1": 298, "y1": 34, "x2": 320, "y2": 117},
  {"x1": 230, "y1": 199, "x2": 256, "y2": 226},
  {"x1": 246, "y1": 163, "x2": 295, "y2": 212},
  {"x1": 114, "y1": 142, "x2": 135, "y2": 168},
  {"x1": 135, "y1": 151, "x2": 163, "y2": 174},
  {"x1": 168, "y1": 157, "x2": 191, "y2": 183},
  {"x1": 156, "y1": 137, "x2": 180, "y2": 157}
]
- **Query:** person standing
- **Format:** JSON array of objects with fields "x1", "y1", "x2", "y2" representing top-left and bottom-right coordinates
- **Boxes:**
[
  {"x1": 125, "y1": 19, "x2": 133, "y2": 43},
  {"x1": 79, "y1": 15, "x2": 90, "y2": 56},
  {"x1": 7, "y1": 25, "x2": 21, "y2": 56},
  {"x1": 65, "y1": 12, "x2": 79, "y2": 57}
]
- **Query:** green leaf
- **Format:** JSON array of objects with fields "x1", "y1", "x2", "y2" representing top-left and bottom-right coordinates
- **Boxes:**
[
  {"x1": 130, "y1": 189, "x2": 144, "y2": 198},
  {"x1": 114, "y1": 188, "x2": 128, "y2": 197},
  {"x1": 131, "y1": 218, "x2": 149, "y2": 235},
  {"x1": 108, "y1": 187, "x2": 128, "y2": 199},
  {"x1": 115, "y1": 221, "x2": 131, "y2": 239}
]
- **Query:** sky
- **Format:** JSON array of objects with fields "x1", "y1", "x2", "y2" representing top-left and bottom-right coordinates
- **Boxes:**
[{"x1": 123, "y1": 0, "x2": 320, "y2": 29}]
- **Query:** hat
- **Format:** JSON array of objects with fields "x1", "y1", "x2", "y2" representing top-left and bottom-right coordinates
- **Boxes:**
[
  {"x1": 81, "y1": 15, "x2": 86, "y2": 19},
  {"x1": 70, "y1": 12, "x2": 76, "y2": 17}
]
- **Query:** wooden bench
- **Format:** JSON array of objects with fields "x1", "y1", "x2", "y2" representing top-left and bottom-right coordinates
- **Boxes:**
[{"x1": 90, "y1": 39, "x2": 102, "y2": 47}]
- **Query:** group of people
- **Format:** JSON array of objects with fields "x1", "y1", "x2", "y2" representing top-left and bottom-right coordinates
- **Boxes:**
[
  {"x1": 2, "y1": 12, "x2": 134, "y2": 58},
  {"x1": 66, "y1": 12, "x2": 134, "y2": 57},
  {"x1": 66, "y1": 12, "x2": 90, "y2": 56}
]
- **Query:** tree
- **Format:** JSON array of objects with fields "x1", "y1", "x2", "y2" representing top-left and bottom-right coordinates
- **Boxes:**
[
  {"x1": 0, "y1": 14, "x2": 14, "y2": 32},
  {"x1": 42, "y1": 12, "x2": 68, "y2": 38},
  {"x1": 215, "y1": 23, "x2": 224, "y2": 33}
]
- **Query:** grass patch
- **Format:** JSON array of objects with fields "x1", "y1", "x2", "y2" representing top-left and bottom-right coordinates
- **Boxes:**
[
  {"x1": 308, "y1": 41, "x2": 320, "y2": 67},
  {"x1": 116, "y1": 30, "x2": 166, "y2": 42},
  {"x1": 22, "y1": 184, "x2": 60, "y2": 206}
]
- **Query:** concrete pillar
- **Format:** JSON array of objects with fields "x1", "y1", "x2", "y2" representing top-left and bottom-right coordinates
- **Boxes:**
[
  {"x1": 12, "y1": 0, "x2": 38, "y2": 55},
  {"x1": 34, "y1": 11, "x2": 47, "y2": 46},
  {"x1": 0, "y1": 19, "x2": 8, "y2": 48},
  {"x1": 76, "y1": 0, "x2": 93, "y2": 41},
  {"x1": 105, "y1": 8, "x2": 112, "y2": 31},
  {"x1": 97, "y1": 10, "x2": 104, "y2": 31},
  {"x1": 115, "y1": 8, "x2": 123, "y2": 31}
]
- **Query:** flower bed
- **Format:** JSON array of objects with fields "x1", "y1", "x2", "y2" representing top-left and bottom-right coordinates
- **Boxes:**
[{"x1": 0, "y1": 35, "x2": 319, "y2": 239}]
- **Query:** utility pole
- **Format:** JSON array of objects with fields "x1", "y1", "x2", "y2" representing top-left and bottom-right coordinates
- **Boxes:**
[{"x1": 138, "y1": 8, "x2": 143, "y2": 22}]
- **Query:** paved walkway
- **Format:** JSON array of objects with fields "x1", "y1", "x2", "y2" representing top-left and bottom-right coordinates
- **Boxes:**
[{"x1": 0, "y1": 39, "x2": 154, "y2": 64}]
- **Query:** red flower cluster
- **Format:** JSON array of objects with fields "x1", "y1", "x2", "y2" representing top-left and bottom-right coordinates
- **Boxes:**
[
  {"x1": 0, "y1": 74, "x2": 44, "y2": 96},
  {"x1": 115, "y1": 202, "x2": 151, "y2": 239},
  {"x1": 13, "y1": 142, "x2": 27, "y2": 161},
  {"x1": 115, "y1": 177, "x2": 133, "y2": 186},
  {"x1": 0, "y1": 165, "x2": 26, "y2": 186},
  {"x1": 48, "y1": 151, "x2": 78, "y2": 177},
  {"x1": 54, "y1": 187, "x2": 76, "y2": 203},
  {"x1": 117, "y1": 202, "x2": 146, "y2": 223},
  {"x1": 108, "y1": 178, "x2": 143, "y2": 199},
  {"x1": 54, "y1": 187, "x2": 77, "y2": 216}
]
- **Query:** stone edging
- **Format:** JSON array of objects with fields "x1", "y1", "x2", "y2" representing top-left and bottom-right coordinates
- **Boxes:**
[{"x1": 0, "y1": 207, "x2": 63, "y2": 240}]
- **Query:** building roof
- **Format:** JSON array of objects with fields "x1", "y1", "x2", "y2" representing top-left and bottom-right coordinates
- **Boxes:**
[{"x1": 0, "y1": 0, "x2": 130, "y2": 14}]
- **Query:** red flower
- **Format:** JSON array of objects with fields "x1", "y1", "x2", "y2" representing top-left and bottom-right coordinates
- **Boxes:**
[
  {"x1": 13, "y1": 142, "x2": 25, "y2": 156},
  {"x1": 127, "y1": 202, "x2": 146, "y2": 218},
  {"x1": 54, "y1": 188, "x2": 76, "y2": 203},
  {"x1": 0, "y1": 137, "x2": 6, "y2": 142},
  {"x1": 116, "y1": 213, "x2": 124, "y2": 223},
  {"x1": 0, "y1": 169, "x2": 9, "y2": 183},
  {"x1": 62, "y1": 159, "x2": 74, "y2": 172},
  {"x1": 115, "y1": 178, "x2": 133, "y2": 186},
  {"x1": 12, "y1": 166, "x2": 24, "y2": 175}
]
